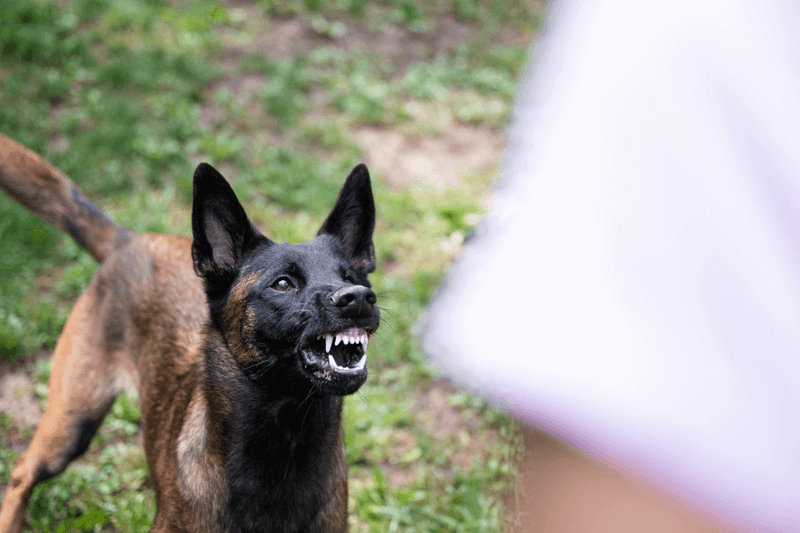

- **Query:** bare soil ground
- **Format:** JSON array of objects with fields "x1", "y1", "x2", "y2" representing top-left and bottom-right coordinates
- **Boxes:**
[
  {"x1": 0, "y1": 350, "x2": 46, "y2": 453},
  {"x1": 220, "y1": 2, "x2": 478, "y2": 69},
  {"x1": 354, "y1": 125, "x2": 505, "y2": 188}
]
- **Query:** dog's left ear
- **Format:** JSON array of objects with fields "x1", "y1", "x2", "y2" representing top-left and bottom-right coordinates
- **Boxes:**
[{"x1": 317, "y1": 164, "x2": 376, "y2": 274}]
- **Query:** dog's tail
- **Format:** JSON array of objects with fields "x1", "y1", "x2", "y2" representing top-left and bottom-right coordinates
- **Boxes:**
[{"x1": 0, "y1": 133, "x2": 131, "y2": 263}]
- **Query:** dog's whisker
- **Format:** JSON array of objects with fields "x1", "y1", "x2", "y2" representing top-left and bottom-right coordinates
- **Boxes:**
[
  {"x1": 355, "y1": 390, "x2": 371, "y2": 408},
  {"x1": 254, "y1": 361, "x2": 277, "y2": 380},
  {"x1": 241, "y1": 359, "x2": 271, "y2": 372},
  {"x1": 377, "y1": 307, "x2": 401, "y2": 321},
  {"x1": 299, "y1": 386, "x2": 319, "y2": 431},
  {"x1": 296, "y1": 385, "x2": 316, "y2": 415},
  {"x1": 375, "y1": 290, "x2": 401, "y2": 301},
  {"x1": 368, "y1": 319, "x2": 398, "y2": 335}
]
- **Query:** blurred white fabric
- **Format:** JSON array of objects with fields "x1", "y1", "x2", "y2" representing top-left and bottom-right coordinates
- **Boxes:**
[{"x1": 420, "y1": 0, "x2": 800, "y2": 531}]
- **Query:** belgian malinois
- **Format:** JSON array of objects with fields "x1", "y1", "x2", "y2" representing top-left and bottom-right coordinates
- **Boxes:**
[{"x1": 0, "y1": 133, "x2": 379, "y2": 532}]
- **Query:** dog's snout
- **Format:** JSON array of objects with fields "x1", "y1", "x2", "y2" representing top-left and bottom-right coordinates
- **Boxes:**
[{"x1": 329, "y1": 285, "x2": 377, "y2": 317}]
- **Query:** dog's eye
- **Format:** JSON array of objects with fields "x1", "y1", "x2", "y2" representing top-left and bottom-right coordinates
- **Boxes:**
[
  {"x1": 344, "y1": 275, "x2": 355, "y2": 284},
  {"x1": 272, "y1": 278, "x2": 293, "y2": 292}
]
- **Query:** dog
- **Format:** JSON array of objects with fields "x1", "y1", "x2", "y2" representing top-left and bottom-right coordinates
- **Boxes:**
[{"x1": 0, "y1": 133, "x2": 379, "y2": 532}]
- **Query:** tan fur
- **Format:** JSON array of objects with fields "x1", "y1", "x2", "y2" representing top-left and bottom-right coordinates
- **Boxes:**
[
  {"x1": 0, "y1": 132, "x2": 212, "y2": 531},
  {"x1": 0, "y1": 136, "x2": 129, "y2": 262},
  {"x1": 0, "y1": 229, "x2": 208, "y2": 532},
  {"x1": 176, "y1": 393, "x2": 225, "y2": 533},
  {"x1": 221, "y1": 269, "x2": 262, "y2": 366}
]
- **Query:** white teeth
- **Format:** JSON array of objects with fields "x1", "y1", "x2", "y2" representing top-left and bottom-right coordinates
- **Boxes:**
[
  {"x1": 328, "y1": 353, "x2": 367, "y2": 372},
  {"x1": 354, "y1": 354, "x2": 367, "y2": 370},
  {"x1": 321, "y1": 329, "x2": 370, "y2": 372}
]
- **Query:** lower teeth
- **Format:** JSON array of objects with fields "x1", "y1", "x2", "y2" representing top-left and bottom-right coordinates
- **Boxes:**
[{"x1": 328, "y1": 354, "x2": 366, "y2": 371}]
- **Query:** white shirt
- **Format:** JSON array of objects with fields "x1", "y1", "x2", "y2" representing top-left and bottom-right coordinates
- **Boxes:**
[{"x1": 421, "y1": 0, "x2": 800, "y2": 530}]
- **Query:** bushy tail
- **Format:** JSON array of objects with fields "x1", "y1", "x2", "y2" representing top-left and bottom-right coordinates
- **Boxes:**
[{"x1": 0, "y1": 133, "x2": 130, "y2": 262}]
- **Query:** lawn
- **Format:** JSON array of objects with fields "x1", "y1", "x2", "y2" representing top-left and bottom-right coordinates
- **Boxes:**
[{"x1": 0, "y1": 0, "x2": 541, "y2": 531}]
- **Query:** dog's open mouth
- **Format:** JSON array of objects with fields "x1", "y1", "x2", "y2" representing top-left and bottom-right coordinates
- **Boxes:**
[{"x1": 303, "y1": 327, "x2": 370, "y2": 374}]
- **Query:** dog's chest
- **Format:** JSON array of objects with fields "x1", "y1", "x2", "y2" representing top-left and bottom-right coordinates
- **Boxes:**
[
  {"x1": 176, "y1": 394, "x2": 226, "y2": 533},
  {"x1": 174, "y1": 389, "x2": 347, "y2": 533}
]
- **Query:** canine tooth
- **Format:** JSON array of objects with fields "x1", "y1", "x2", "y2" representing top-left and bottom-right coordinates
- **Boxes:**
[
  {"x1": 325, "y1": 335, "x2": 333, "y2": 353},
  {"x1": 328, "y1": 354, "x2": 339, "y2": 369},
  {"x1": 354, "y1": 354, "x2": 367, "y2": 370}
]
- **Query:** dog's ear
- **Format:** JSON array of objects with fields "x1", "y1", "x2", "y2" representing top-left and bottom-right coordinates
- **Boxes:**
[
  {"x1": 317, "y1": 164, "x2": 376, "y2": 274},
  {"x1": 192, "y1": 163, "x2": 264, "y2": 281}
]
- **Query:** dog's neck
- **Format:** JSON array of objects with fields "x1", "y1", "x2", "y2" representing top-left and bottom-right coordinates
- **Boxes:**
[{"x1": 200, "y1": 329, "x2": 347, "y2": 532}]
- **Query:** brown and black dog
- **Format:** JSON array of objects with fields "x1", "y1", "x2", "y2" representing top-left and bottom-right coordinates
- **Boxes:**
[{"x1": 0, "y1": 133, "x2": 379, "y2": 532}]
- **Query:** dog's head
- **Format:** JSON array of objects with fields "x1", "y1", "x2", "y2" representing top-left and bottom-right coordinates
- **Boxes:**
[{"x1": 191, "y1": 163, "x2": 379, "y2": 397}]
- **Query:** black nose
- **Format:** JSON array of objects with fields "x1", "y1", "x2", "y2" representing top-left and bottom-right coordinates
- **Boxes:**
[{"x1": 329, "y1": 285, "x2": 377, "y2": 318}]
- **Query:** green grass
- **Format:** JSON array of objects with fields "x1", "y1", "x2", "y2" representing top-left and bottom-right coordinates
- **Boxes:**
[{"x1": 0, "y1": 0, "x2": 539, "y2": 530}]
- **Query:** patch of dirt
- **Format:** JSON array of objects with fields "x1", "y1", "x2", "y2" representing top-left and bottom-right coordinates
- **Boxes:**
[
  {"x1": 199, "y1": 73, "x2": 271, "y2": 131},
  {"x1": 380, "y1": 464, "x2": 420, "y2": 490},
  {"x1": 414, "y1": 379, "x2": 500, "y2": 469},
  {"x1": 382, "y1": 427, "x2": 423, "y2": 489},
  {"x1": 374, "y1": 379, "x2": 504, "y2": 492},
  {"x1": 0, "y1": 349, "x2": 47, "y2": 451},
  {"x1": 204, "y1": 4, "x2": 507, "y2": 190},
  {"x1": 220, "y1": 6, "x2": 475, "y2": 74},
  {"x1": 354, "y1": 125, "x2": 505, "y2": 188},
  {"x1": 0, "y1": 372, "x2": 40, "y2": 428},
  {"x1": 210, "y1": 73, "x2": 269, "y2": 98}
]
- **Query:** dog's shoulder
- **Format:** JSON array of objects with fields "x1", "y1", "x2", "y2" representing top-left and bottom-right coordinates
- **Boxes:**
[{"x1": 86, "y1": 234, "x2": 206, "y2": 354}]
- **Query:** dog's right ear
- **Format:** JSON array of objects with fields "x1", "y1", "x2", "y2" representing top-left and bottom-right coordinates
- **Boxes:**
[{"x1": 191, "y1": 163, "x2": 265, "y2": 282}]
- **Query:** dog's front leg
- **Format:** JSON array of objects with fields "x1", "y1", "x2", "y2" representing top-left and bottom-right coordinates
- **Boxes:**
[
  {"x1": 0, "y1": 291, "x2": 124, "y2": 533},
  {"x1": 0, "y1": 450, "x2": 38, "y2": 533}
]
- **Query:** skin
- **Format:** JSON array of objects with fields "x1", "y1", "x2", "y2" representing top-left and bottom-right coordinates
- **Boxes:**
[{"x1": 511, "y1": 427, "x2": 726, "y2": 533}]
